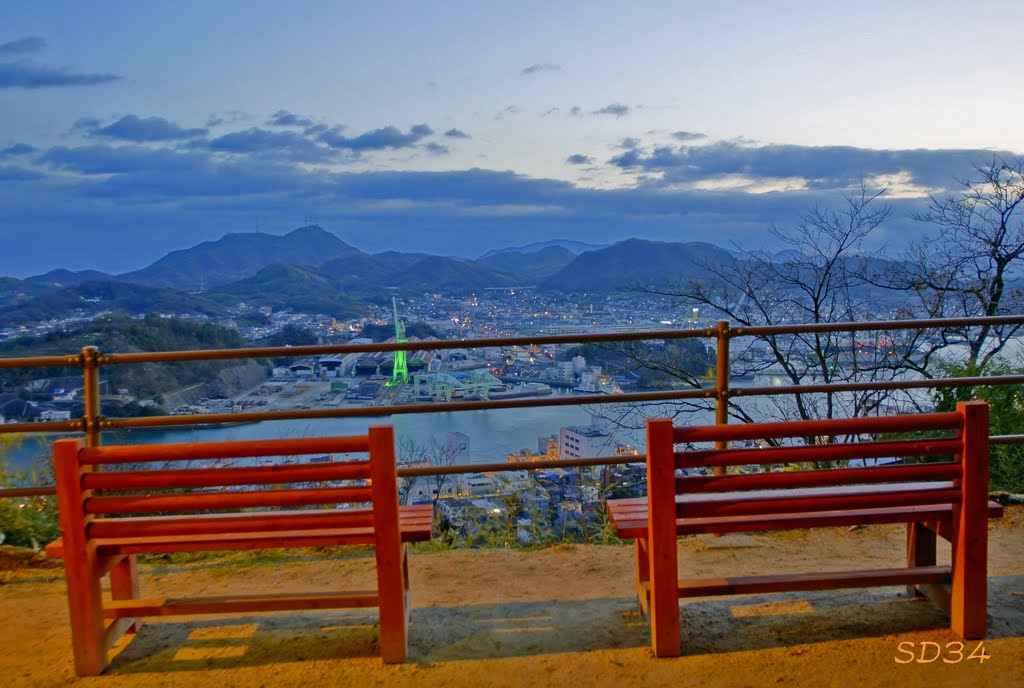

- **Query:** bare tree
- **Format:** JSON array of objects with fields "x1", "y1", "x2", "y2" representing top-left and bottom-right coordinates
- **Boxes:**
[
  {"x1": 886, "y1": 157, "x2": 1024, "y2": 373},
  {"x1": 601, "y1": 185, "x2": 919, "y2": 437},
  {"x1": 395, "y1": 433, "x2": 460, "y2": 509}
]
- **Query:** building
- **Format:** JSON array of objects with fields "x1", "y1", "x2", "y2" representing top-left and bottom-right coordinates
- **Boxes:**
[{"x1": 559, "y1": 424, "x2": 613, "y2": 460}]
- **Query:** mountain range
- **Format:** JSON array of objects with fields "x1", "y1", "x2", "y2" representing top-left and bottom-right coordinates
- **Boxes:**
[{"x1": 0, "y1": 225, "x2": 880, "y2": 325}]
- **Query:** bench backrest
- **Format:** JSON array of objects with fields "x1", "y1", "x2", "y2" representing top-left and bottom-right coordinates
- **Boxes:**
[
  {"x1": 53, "y1": 426, "x2": 401, "y2": 544},
  {"x1": 646, "y1": 401, "x2": 990, "y2": 528}
]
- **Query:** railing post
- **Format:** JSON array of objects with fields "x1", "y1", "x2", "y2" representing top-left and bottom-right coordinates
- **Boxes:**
[
  {"x1": 715, "y1": 321, "x2": 730, "y2": 477},
  {"x1": 80, "y1": 346, "x2": 102, "y2": 448}
]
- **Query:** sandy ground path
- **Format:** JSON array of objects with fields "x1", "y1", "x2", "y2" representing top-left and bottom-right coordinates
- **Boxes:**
[{"x1": 1, "y1": 510, "x2": 1022, "y2": 688}]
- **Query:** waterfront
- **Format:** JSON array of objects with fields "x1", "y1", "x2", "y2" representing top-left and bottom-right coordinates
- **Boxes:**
[
  {"x1": 3, "y1": 367, "x2": 916, "y2": 475},
  {"x1": 4, "y1": 400, "x2": 625, "y2": 474}
]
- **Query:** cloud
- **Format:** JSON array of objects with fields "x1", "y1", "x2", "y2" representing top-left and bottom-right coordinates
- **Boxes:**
[
  {"x1": 209, "y1": 127, "x2": 335, "y2": 163},
  {"x1": 319, "y1": 124, "x2": 434, "y2": 151},
  {"x1": 84, "y1": 115, "x2": 208, "y2": 142},
  {"x1": 495, "y1": 106, "x2": 519, "y2": 120},
  {"x1": 268, "y1": 110, "x2": 315, "y2": 128},
  {"x1": 672, "y1": 131, "x2": 706, "y2": 142},
  {"x1": 40, "y1": 144, "x2": 208, "y2": 175},
  {"x1": 0, "y1": 165, "x2": 44, "y2": 181},
  {"x1": 0, "y1": 60, "x2": 120, "y2": 89},
  {"x1": 1, "y1": 143, "x2": 35, "y2": 157},
  {"x1": 206, "y1": 111, "x2": 248, "y2": 127},
  {"x1": 522, "y1": 63, "x2": 560, "y2": 75},
  {"x1": 608, "y1": 139, "x2": 1000, "y2": 190},
  {"x1": 444, "y1": 128, "x2": 470, "y2": 139},
  {"x1": 566, "y1": 154, "x2": 594, "y2": 165},
  {"x1": 0, "y1": 37, "x2": 46, "y2": 57},
  {"x1": 593, "y1": 103, "x2": 630, "y2": 117},
  {"x1": 569, "y1": 106, "x2": 583, "y2": 117},
  {"x1": 424, "y1": 142, "x2": 450, "y2": 156},
  {"x1": 541, "y1": 107, "x2": 560, "y2": 117}
]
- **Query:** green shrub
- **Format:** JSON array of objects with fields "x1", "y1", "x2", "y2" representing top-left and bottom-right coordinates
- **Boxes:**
[{"x1": 0, "y1": 436, "x2": 60, "y2": 550}]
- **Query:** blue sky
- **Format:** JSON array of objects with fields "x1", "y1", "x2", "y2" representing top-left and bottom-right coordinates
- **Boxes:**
[{"x1": 2, "y1": 1, "x2": 1023, "y2": 276}]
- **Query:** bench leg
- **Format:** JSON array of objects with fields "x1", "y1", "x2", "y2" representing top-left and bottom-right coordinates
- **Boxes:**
[
  {"x1": 63, "y1": 547, "x2": 108, "y2": 675},
  {"x1": 109, "y1": 555, "x2": 141, "y2": 634},
  {"x1": 951, "y1": 510, "x2": 988, "y2": 639},
  {"x1": 906, "y1": 521, "x2": 937, "y2": 598},
  {"x1": 634, "y1": 538, "x2": 650, "y2": 615},
  {"x1": 376, "y1": 543, "x2": 409, "y2": 663},
  {"x1": 648, "y1": 537, "x2": 680, "y2": 658}
]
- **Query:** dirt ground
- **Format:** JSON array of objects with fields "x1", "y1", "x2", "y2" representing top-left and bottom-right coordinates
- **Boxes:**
[{"x1": 2, "y1": 509, "x2": 1022, "y2": 688}]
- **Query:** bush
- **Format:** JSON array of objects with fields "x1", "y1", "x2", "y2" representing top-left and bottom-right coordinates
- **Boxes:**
[
  {"x1": 0, "y1": 436, "x2": 60, "y2": 550},
  {"x1": 934, "y1": 362, "x2": 1024, "y2": 494}
]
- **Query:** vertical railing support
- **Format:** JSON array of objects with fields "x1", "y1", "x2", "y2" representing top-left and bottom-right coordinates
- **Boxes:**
[
  {"x1": 714, "y1": 321, "x2": 731, "y2": 477},
  {"x1": 80, "y1": 346, "x2": 101, "y2": 448}
]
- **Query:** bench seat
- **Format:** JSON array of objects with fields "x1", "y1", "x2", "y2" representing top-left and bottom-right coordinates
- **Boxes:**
[
  {"x1": 45, "y1": 504, "x2": 433, "y2": 557},
  {"x1": 608, "y1": 494, "x2": 1004, "y2": 538}
]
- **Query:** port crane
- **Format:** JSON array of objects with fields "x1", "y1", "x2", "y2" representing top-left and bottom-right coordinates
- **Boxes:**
[{"x1": 387, "y1": 295, "x2": 409, "y2": 387}]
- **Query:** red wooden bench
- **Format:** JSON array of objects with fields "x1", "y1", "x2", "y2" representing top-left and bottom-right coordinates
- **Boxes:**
[
  {"x1": 44, "y1": 426, "x2": 432, "y2": 675},
  {"x1": 607, "y1": 401, "x2": 1003, "y2": 657}
]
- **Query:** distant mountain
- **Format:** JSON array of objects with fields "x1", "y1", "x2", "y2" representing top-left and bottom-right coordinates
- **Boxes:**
[
  {"x1": 370, "y1": 250, "x2": 435, "y2": 271},
  {"x1": 478, "y1": 239, "x2": 606, "y2": 259},
  {"x1": 208, "y1": 263, "x2": 363, "y2": 317},
  {"x1": 386, "y1": 256, "x2": 518, "y2": 293},
  {"x1": 477, "y1": 245, "x2": 577, "y2": 282},
  {"x1": 541, "y1": 239, "x2": 734, "y2": 292},
  {"x1": 26, "y1": 268, "x2": 113, "y2": 287},
  {"x1": 319, "y1": 254, "x2": 518, "y2": 297},
  {"x1": 119, "y1": 225, "x2": 362, "y2": 289}
]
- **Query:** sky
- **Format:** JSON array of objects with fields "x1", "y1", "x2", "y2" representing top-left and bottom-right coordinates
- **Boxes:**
[{"x1": 2, "y1": 0, "x2": 1023, "y2": 277}]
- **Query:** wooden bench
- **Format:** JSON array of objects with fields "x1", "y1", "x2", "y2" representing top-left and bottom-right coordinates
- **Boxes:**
[
  {"x1": 44, "y1": 426, "x2": 432, "y2": 675},
  {"x1": 607, "y1": 401, "x2": 1004, "y2": 657}
]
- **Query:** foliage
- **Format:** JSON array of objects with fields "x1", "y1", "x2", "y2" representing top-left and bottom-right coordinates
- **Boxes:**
[
  {"x1": 933, "y1": 362, "x2": 1024, "y2": 493},
  {"x1": 0, "y1": 314, "x2": 257, "y2": 405},
  {"x1": 0, "y1": 436, "x2": 60, "y2": 549}
]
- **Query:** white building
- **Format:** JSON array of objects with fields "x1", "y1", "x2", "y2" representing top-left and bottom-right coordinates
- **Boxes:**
[{"x1": 559, "y1": 424, "x2": 614, "y2": 460}]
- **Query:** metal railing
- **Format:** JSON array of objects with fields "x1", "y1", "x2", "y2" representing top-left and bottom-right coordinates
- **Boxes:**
[{"x1": 3, "y1": 314, "x2": 1024, "y2": 500}]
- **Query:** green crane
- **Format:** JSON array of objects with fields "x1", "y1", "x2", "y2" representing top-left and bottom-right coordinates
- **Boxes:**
[{"x1": 387, "y1": 295, "x2": 409, "y2": 386}]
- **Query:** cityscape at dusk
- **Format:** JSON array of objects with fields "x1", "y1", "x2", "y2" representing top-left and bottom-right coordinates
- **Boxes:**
[{"x1": 2, "y1": 5, "x2": 1023, "y2": 685}]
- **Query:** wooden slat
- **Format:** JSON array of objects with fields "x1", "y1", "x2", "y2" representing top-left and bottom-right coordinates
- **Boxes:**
[
  {"x1": 675, "y1": 438, "x2": 961, "y2": 470},
  {"x1": 82, "y1": 460, "x2": 370, "y2": 490},
  {"x1": 79, "y1": 435, "x2": 370, "y2": 464},
  {"x1": 94, "y1": 528, "x2": 381, "y2": 554},
  {"x1": 673, "y1": 412, "x2": 962, "y2": 444},
  {"x1": 677, "y1": 462, "x2": 961, "y2": 492},
  {"x1": 607, "y1": 500, "x2": 1005, "y2": 539},
  {"x1": 45, "y1": 505, "x2": 434, "y2": 559},
  {"x1": 676, "y1": 566, "x2": 952, "y2": 597},
  {"x1": 676, "y1": 487, "x2": 962, "y2": 519},
  {"x1": 84, "y1": 486, "x2": 373, "y2": 514},
  {"x1": 104, "y1": 591, "x2": 380, "y2": 617},
  {"x1": 88, "y1": 508, "x2": 376, "y2": 538}
]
